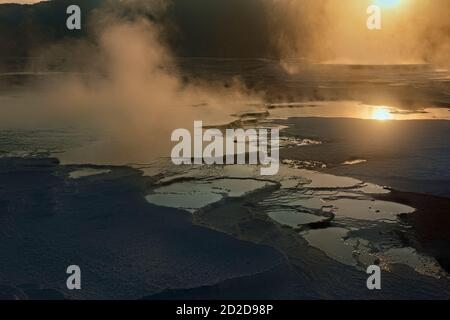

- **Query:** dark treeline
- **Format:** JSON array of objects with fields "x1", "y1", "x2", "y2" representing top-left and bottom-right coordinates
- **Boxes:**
[{"x1": 0, "y1": 0, "x2": 280, "y2": 59}]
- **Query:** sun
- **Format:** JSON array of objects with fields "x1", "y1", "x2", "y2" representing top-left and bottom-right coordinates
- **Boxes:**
[
  {"x1": 372, "y1": 107, "x2": 393, "y2": 121},
  {"x1": 375, "y1": 0, "x2": 402, "y2": 8}
]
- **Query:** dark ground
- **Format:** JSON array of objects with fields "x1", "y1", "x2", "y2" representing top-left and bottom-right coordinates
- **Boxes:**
[
  {"x1": 0, "y1": 157, "x2": 283, "y2": 299},
  {"x1": 0, "y1": 157, "x2": 449, "y2": 300}
]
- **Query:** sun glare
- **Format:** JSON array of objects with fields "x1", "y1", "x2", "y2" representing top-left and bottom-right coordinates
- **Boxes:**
[
  {"x1": 375, "y1": 0, "x2": 402, "y2": 8},
  {"x1": 372, "y1": 107, "x2": 393, "y2": 121}
]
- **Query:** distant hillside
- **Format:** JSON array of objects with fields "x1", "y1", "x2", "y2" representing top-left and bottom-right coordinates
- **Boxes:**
[
  {"x1": 0, "y1": 0, "x2": 102, "y2": 58},
  {"x1": 0, "y1": 0, "x2": 279, "y2": 60}
]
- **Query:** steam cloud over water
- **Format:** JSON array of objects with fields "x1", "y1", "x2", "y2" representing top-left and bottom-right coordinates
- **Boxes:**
[
  {"x1": 267, "y1": 0, "x2": 450, "y2": 65},
  {"x1": 0, "y1": 2, "x2": 263, "y2": 163},
  {"x1": 0, "y1": 0, "x2": 449, "y2": 163},
  {"x1": 1, "y1": 0, "x2": 450, "y2": 302}
]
